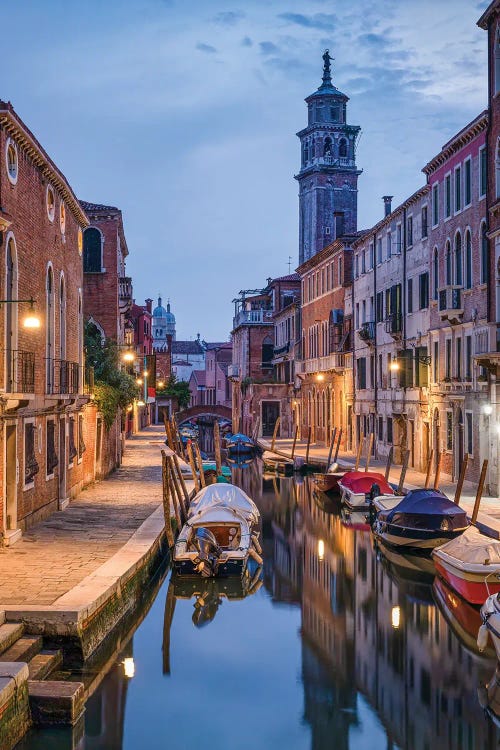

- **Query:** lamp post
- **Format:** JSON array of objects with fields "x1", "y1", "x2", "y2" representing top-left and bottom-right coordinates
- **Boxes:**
[{"x1": 0, "y1": 297, "x2": 41, "y2": 329}]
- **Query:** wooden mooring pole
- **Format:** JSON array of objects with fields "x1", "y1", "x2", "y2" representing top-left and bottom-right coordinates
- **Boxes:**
[
  {"x1": 326, "y1": 428, "x2": 337, "y2": 471},
  {"x1": 333, "y1": 427, "x2": 343, "y2": 463},
  {"x1": 213, "y1": 420, "x2": 223, "y2": 477},
  {"x1": 305, "y1": 426, "x2": 312, "y2": 465},
  {"x1": 384, "y1": 447, "x2": 394, "y2": 482},
  {"x1": 161, "y1": 451, "x2": 174, "y2": 548},
  {"x1": 164, "y1": 416, "x2": 175, "y2": 451},
  {"x1": 173, "y1": 453, "x2": 190, "y2": 517},
  {"x1": 471, "y1": 459, "x2": 488, "y2": 525},
  {"x1": 194, "y1": 441, "x2": 206, "y2": 488},
  {"x1": 168, "y1": 456, "x2": 186, "y2": 525},
  {"x1": 454, "y1": 453, "x2": 469, "y2": 505},
  {"x1": 355, "y1": 435, "x2": 364, "y2": 471},
  {"x1": 424, "y1": 450, "x2": 434, "y2": 489},
  {"x1": 433, "y1": 451, "x2": 444, "y2": 490},
  {"x1": 291, "y1": 424, "x2": 299, "y2": 460},
  {"x1": 365, "y1": 433, "x2": 374, "y2": 472},
  {"x1": 397, "y1": 449, "x2": 410, "y2": 494},
  {"x1": 271, "y1": 417, "x2": 281, "y2": 452},
  {"x1": 167, "y1": 461, "x2": 182, "y2": 533},
  {"x1": 186, "y1": 442, "x2": 200, "y2": 493}
]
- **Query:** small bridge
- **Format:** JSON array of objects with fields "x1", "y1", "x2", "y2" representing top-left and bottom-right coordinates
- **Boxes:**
[{"x1": 177, "y1": 404, "x2": 232, "y2": 424}]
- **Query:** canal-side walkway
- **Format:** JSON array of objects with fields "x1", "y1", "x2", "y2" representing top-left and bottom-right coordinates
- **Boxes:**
[
  {"x1": 260, "y1": 437, "x2": 500, "y2": 531},
  {"x1": 0, "y1": 424, "x2": 167, "y2": 607}
]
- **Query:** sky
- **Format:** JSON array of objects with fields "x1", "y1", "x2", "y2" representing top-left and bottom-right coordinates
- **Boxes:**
[{"x1": 1, "y1": 0, "x2": 490, "y2": 340}]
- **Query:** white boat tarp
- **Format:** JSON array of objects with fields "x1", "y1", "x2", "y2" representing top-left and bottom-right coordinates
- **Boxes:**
[
  {"x1": 189, "y1": 483, "x2": 260, "y2": 524},
  {"x1": 436, "y1": 526, "x2": 500, "y2": 565}
]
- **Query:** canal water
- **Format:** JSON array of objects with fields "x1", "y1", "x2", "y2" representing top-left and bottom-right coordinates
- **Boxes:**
[{"x1": 16, "y1": 444, "x2": 500, "y2": 749}]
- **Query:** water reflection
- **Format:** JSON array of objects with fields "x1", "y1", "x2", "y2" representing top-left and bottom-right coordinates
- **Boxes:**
[{"x1": 17, "y1": 464, "x2": 500, "y2": 750}]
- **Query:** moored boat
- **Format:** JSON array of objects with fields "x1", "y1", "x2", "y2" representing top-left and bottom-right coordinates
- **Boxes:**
[
  {"x1": 338, "y1": 470, "x2": 394, "y2": 509},
  {"x1": 433, "y1": 526, "x2": 500, "y2": 604},
  {"x1": 433, "y1": 577, "x2": 496, "y2": 659},
  {"x1": 478, "y1": 592, "x2": 500, "y2": 660},
  {"x1": 225, "y1": 433, "x2": 255, "y2": 454},
  {"x1": 173, "y1": 483, "x2": 261, "y2": 577},
  {"x1": 372, "y1": 488, "x2": 468, "y2": 551}
]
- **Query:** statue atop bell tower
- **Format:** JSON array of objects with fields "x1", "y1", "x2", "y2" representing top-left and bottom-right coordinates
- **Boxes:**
[{"x1": 295, "y1": 51, "x2": 362, "y2": 264}]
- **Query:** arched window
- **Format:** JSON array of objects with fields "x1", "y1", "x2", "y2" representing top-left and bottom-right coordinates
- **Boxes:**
[
  {"x1": 303, "y1": 142, "x2": 309, "y2": 164},
  {"x1": 495, "y1": 25, "x2": 500, "y2": 95},
  {"x1": 262, "y1": 336, "x2": 273, "y2": 369},
  {"x1": 465, "y1": 230, "x2": 472, "y2": 289},
  {"x1": 46, "y1": 266, "x2": 54, "y2": 392},
  {"x1": 433, "y1": 247, "x2": 439, "y2": 299},
  {"x1": 454, "y1": 232, "x2": 462, "y2": 286},
  {"x1": 59, "y1": 276, "x2": 66, "y2": 361},
  {"x1": 338, "y1": 138, "x2": 347, "y2": 158},
  {"x1": 445, "y1": 241, "x2": 452, "y2": 285},
  {"x1": 83, "y1": 228, "x2": 102, "y2": 273},
  {"x1": 5, "y1": 235, "x2": 18, "y2": 391},
  {"x1": 496, "y1": 138, "x2": 500, "y2": 199},
  {"x1": 481, "y1": 221, "x2": 489, "y2": 284},
  {"x1": 324, "y1": 137, "x2": 332, "y2": 156}
]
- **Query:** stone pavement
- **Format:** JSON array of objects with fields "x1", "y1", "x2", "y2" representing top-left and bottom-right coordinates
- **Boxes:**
[
  {"x1": 0, "y1": 424, "x2": 166, "y2": 606},
  {"x1": 260, "y1": 437, "x2": 500, "y2": 525}
]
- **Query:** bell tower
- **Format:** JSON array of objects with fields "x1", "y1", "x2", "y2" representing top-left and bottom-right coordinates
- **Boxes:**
[{"x1": 296, "y1": 51, "x2": 362, "y2": 264}]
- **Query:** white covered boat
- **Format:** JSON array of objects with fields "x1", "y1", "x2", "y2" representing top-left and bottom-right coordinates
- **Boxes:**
[{"x1": 173, "y1": 483, "x2": 261, "y2": 577}]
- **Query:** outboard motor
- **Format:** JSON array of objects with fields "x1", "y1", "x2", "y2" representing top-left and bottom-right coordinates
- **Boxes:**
[
  {"x1": 192, "y1": 583, "x2": 223, "y2": 627},
  {"x1": 368, "y1": 483, "x2": 381, "y2": 526},
  {"x1": 192, "y1": 527, "x2": 222, "y2": 578}
]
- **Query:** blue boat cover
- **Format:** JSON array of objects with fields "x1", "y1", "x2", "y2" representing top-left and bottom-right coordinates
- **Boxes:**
[
  {"x1": 227, "y1": 434, "x2": 253, "y2": 444},
  {"x1": 386, "y1": 488, "x2": 468, "y2": 530}
]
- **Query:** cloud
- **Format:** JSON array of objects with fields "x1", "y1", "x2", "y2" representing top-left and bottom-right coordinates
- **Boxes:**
[
  {"x1": 277, "y1": 12, "x2": 337, "y2": 31},
  {"x1": 212, "y1": 11, "x2": 245, "y2": 26},
  {"x1": 358, "y1": 32, "x2": 392, "y2": 48},
  {"x1": 196, "y1": 42, "x2": 217, "y2": 54},
  {"x1": 259, "y1": 41, "x2": 279, "y2": 55},
  {"x1": 241, "y1": 36, "x2": 253, "y2": 47}
]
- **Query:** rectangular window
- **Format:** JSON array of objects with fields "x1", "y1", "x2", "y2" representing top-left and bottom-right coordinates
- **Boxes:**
[
  {"x1": 464, "y1": 158, "x2": 472, "y2": 206},
  {"x1": 480, "y1": 146, "x2": 487, "y2": 198},
  {"x1": 362, "y1": 251, "x2": 366, "y2": 274},
  {"x1": 407, "y1": 216, "x2": 413, "y2": 247},
  {"x1": 400, "y1": 350, "x2": 414, "y2": 389},
  {"x1": 387, "y1": 417, "x2": 393, "y2": 444},
  {"x1": 68, "y1": 417, "x2": 77, "y2": 466},
  {"x1": 376, "y1": 237, "x2": 382, "y2": 264},
  {"x1": 334, "y1": 212, "x2": 344, "y2": 238},
  {"x1": 355, "y1": 303, "x2": 359, "y2": 329},
  {"x1": 357, "y1": 357, "x2": 367, "y2": 389},
  {"x1": 466, "y1": 412, "x2": 473, "y2": 455},
  {"x1": 446, "y1": 411, "x2": 453, "y2": 451},
  {"x1": 376, "y1": 291, "x2": 384, "y2": 323},
  {"x1": 455, "y1": 165, "x2": 461, "y2": 212},
  {"x1": 445, "y1": 173, "x2": 451, "y2": 218},
  {"x1": 378, "y1": 416, "x2": 383, "y2": 442},
  {"x1": 415, "y1": 347, "x2": 429, "y2": 388},
  {"x1": 355, "y1": 255, "x2": 359, "y2": 279},
  {"x1": 465, "y1": 336, "x2": 472, "y2": 379},
  {"x1": 370, "y1": 354, "x2": 375, "y2": 388},
  {"x1": 385, "y1": 288, "x2": 391, "y2": 317},
  {"x1": 421, "y1": 206, "x2": 428, "y2": 239},
  {"x1": 78, "y1": 414, "x2": 86, "y2": 460},
  {"x1": 434, "y1": 341, "x2": 439, "y2": 383},
  {"x1": 432, "y1": 183, "x2": 439, "y2": 226},
  {"x1": 445, "y1": 339, "x2": 451, "y2": 379},
  {"x1": 368, "y1": 243, "x2": 374, "y2": 270},
  {"x1": 419, "y1": 272, "x2": 429, "y2": 309},
  {"x1": 396, "y1": 224, "x2": 402, "y2": 254},
  {"x1": 24, "y1": 420, "x2": 39, "y2": 488},
  {"x1": 387, "y1": 232, "x2": 392, "y2": 259},
  {"x1": 47, "y1": 419, "x2": 58, "y2": 476},
  {"x1": 456, "y1": 337, "x2": 462, "y2": 378},
  {"x1": 407, "y1": 278, "x2": 413, "y2": 314}
]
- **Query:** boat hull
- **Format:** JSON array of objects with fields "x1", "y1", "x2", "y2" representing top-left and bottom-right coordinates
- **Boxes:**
[
  {"x1": 313, "y1": 473, "x2": 341, "y2": 494},
  {"x1": 433, "y1": 554, "x2": 500, "y2": 604},
  {"x1": 373, "y1": 522, "x2": 464, "y2": 551},
  {"x1": 174, "y1": 556, "x2": 247, "y2": 577}
]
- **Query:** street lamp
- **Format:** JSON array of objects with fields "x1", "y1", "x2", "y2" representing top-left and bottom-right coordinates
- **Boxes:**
[
  {"x1": 122, "y1": 350, "x2": 135, "y2": 363},
  {"x1": 389, "y1": 359, "x2": 400, "y2": 372},
  {"x1": 136, "y1": 377, "x2": 143, "y2": 386},
  {"x1": 316, "y1": 373, "x2": 325, "y2": 382},
  {"x1": 0, "y1": 297, "x2": 41, "y2": 329},
  {"x1": 483, "y1": 404, "x2": 493, "y2": 416}
]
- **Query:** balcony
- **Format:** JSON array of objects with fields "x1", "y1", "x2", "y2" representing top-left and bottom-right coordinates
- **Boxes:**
[
  {"x1": 119, "y1": 276, "x2": 133, "y2": 313},
  {"x1": 3, "y1": 350, "x2": 36, "y2": 394},
  {"x1": 232, "y1": 309, "x2": 274, "y2": 329},
  {"x1": 273, "y1": 342, "x2": 290, "y2": 356},
  {"x1": 228, "y1": 364, "x2": 240, "y2": 380},
  {"x1": 358, "y1": 321, "x2": 375, "y2": 343},
  {"x1": 46, "y1": 359, "x2": 80, "y2": 396},
  {"x1": 385, "y1": 313, "x2": 402, "y2": 339},
  {"x1": 317, "y1": 156, "x2": 356, "y2": 168},
  {"x1": 84, "y1": 365, "x2": 94, "y2": 395},
  {"x1": 298, "y1": 351, "x2": 353, "y2": 375},
  {"x1": 438, "y1": 285, "x2": 463, "y2": 323}
]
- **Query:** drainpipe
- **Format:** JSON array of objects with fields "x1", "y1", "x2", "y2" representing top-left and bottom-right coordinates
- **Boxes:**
[{"x1": 373, "y1": 230, "x2": 378, "y2": 456}]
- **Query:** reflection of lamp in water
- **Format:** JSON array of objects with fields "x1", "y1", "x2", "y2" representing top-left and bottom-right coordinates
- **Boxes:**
[
  {"x1": 318, "y1": 539, "x2": 325, "y2": 561},
  {"x1": 391, "y1": 605, "x2": 401, "y2": 629},
  {"x1": 123, "y1": 657, "x2": 135, "y2": 678}
]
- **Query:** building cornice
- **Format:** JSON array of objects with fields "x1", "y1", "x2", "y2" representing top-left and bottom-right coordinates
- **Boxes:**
[
  {"x1": 351, "y1": 185, "x2": 430, "y2": 249},
  {"x1": 0, "y1": 101, "x2": 89, "y2": 228},
  {"x1": 477, "y1": 0, "x2": 500, "y2": 29},
  {"x1": 297, "y1": 235, "x2": 356, "y2": 275},
  {"x1": 422, "y1": 111, "x2": 488, "y2": 177}
]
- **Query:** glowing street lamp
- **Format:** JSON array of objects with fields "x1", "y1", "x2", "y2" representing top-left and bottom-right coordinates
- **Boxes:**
[
  {"x1": 122, "y1": 350, "x2": 135, "y2": 363},
  {"x1": 316, "y1": 373, "x2": 325, "y2": 382},
  {"x1": 318, "y1": 539, "x2": 325, "y2": 561},
  {"x1": 0, "y1": 297, "x2": 41, "y2": 329},
  {"x1": 389, "y1": 359, "x2": 400, "y2": 372},
  {"x1": 391, "y1": 605, "x2": 401, "y2": 629},
  {"x1": 122, "y1": 657, "x2": 135, "y2": 678}
]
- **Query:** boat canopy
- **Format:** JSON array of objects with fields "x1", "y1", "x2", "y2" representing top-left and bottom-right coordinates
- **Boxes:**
[
  {"x1": 341, "y1": 471, "x2": 393, "y2": 496},
  {"x1": 189, "y1": 483, "x2": 259, "y2": 524},
  {"x1": 386, "y1": 489, "x2": 468, "y2": 531},
  {"x1": 227, "y1": 433, "x2": 253, "y2": 445},
  {"x1": 436, "y1": 525, "x2": 500, "y2": 564}
]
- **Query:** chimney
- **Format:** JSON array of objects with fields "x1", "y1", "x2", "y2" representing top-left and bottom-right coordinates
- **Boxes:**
[
  {"x1": 382, "y1": 196, "x2": 393, "y2": 217},
  {"x1": 145, "y1": 298, "x2": 153, "y2": 314}
]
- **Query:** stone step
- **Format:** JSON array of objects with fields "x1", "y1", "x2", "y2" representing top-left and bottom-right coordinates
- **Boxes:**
[
  {"x1": 28, "y1": 680, "x2": 85, "y2": 726},
  {"x1": 0, "y1": 623, "x2": 24, "y2": 655},
  {"x1": 28, "y1": 650, "x2": 63, "y2": 681},
  {"x1": 0, "y1": 636, "x2": 43, "y2": 663}
]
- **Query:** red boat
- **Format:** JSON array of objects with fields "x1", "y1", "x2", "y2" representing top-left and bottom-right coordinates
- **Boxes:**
[
  {"x1": 432, "y1": 526, "x2": 500, "y2": 605},
  {"x1": 338, "y1": 470, "x2": 394, "y2": 509}
]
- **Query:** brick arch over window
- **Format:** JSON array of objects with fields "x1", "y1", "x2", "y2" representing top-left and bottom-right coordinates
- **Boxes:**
[{"x1": 83, "y1": 228, "x2": 102, "y2": 273}]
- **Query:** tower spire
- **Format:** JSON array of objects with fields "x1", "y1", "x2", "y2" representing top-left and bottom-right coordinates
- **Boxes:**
[{"x1": 321, "y1": 49, "x2": 333, "y2": 88}]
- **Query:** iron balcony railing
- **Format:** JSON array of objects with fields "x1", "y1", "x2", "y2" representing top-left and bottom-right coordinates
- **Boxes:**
[
  {"x1": 46, "y1": 359, "x2": 80, "y2": 395},
  {"x1": 5, "y1": 350, "x2": 35, "y2": 393},
  {"x1": 358, "y1": 321, "x2": 376, "y2": 342},
  {"x1": 227, "y1": 364, "x2": 240, "y2": 379},
  {"x1": 384, "y1": 313, "x2": 403, "y2": 337},
  {"x1": 84, "y1": 366, "x2": 94, "y2": 395},
  {"x1": 438, "y1": 285, "x2": 463, "y2": 316},
  {"x1": 233, "y1": 309, "x2": 274, "y2": 328}
]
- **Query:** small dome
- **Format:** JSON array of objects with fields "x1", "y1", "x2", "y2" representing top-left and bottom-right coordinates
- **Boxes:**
[
  {"x1": 153, "y1": 296, "x2": 167, "y2": 318},
  {"x1": 164, "y1": 301, "x2": 176, "y2": 324}
]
